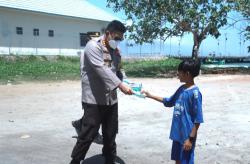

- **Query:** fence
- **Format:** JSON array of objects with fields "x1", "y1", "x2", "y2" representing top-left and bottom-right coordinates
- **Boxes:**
[{"x1": 0, "y1": 35, "x2": 249, "y2": 57}]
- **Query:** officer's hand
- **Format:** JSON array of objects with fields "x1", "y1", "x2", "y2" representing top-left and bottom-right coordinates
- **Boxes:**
[{"x1": 118, "y1": 83, "x2": 133, "y2": 95}]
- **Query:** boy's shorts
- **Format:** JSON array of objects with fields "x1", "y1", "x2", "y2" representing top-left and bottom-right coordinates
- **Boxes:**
[{"x1": 171, "y1": 140, "x2": 195, "y2": 164}]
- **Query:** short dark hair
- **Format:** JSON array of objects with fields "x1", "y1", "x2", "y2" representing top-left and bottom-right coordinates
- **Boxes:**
[
  {"x1": 105, "y1": 20, "x2": 126, "y2": 33},
  {"x1": 178, "y1": 59, "x2": 201, "y2": 78}
]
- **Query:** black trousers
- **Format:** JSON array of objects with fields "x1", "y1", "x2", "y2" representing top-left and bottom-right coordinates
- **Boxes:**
[{"x1": 71, "y1": 102, "x2": 118, "y2": 162}]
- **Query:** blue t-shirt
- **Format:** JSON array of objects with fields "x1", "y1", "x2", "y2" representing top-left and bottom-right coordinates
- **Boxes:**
[{"x1": 163, "y1": 85, "x2": 204, "y2": 144}]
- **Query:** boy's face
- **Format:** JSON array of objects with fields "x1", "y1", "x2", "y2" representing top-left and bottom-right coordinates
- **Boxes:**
[{"x1": 177, "y1": 70, "x2": 189, "y2": 82}]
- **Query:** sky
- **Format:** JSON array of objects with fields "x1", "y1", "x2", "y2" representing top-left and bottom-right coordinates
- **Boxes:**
[{"x1": 87, "y1": 0, "x2": 250, "y2": 57}]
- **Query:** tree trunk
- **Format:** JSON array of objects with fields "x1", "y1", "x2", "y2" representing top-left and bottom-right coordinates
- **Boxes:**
[
  {"x1": 192, "y1": 43, "x2": 200, "y2": 59},
  {"x1": 192, "y1": 32, "x2": 201, "y2": 59}
]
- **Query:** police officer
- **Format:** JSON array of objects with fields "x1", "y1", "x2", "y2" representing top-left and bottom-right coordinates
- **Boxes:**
[
  {"x1": 70, "y1": 20, "x2": 132, "y2": 164},
  {"x1": 72, "y1": 32, "x2": 104, "y2": 145}
]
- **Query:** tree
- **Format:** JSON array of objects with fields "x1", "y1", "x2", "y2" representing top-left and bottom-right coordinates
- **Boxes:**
[
  {"x1": 107, "y1": 0, "x2": 236, "y2": 58},
  {"x1": 234, "y1": 0, "x2": 250, "y2": 52}
]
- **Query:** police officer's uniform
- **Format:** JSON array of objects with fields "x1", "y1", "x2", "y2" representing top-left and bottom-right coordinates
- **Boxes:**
[{"x1": 71, "y1": 36, "x2": 123, "y2": 164}]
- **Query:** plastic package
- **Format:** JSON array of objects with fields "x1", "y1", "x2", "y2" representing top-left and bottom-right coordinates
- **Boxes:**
[{"x1": 123, "y1": 79, "x2": 145, "y2": 98}]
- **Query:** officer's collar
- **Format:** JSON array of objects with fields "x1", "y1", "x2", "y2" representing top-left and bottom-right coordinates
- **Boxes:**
[{"x1": 99, "y1": 35, "x2": 120, "y2": 55}]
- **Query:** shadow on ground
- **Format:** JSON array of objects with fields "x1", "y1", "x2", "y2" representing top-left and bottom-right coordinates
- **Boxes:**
[{"x1": 82, "y1": 154, "x2": 125, "y2": 164}]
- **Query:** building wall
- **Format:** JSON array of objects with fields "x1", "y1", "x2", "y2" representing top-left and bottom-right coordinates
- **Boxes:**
[{"x1": 0, "y1": 7, "x2": 108, "y2": 50}]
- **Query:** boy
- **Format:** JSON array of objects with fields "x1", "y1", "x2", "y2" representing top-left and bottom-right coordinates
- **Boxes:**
[{"x1": 142, "y1": 59, "x2": 203, "y2": 164}]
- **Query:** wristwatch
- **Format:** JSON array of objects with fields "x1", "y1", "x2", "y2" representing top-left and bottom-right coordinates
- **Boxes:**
[{"x1": 189, "y1": 136, "x2": 195, "y2": 143}]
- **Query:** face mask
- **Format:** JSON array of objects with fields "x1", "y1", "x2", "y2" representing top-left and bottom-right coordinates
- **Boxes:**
[{"x1": 108, "y1": 40, "x2": 120, "y2": 49}]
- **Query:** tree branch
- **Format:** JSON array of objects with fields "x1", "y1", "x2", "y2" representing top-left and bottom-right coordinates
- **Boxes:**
[{"x1": 226, "y1": 16, "x2": 250, "y2": 30}]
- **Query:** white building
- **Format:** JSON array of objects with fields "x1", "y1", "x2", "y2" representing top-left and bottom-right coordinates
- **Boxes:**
[{"x1": 0, "y1": 0, "x2": 119, "y2": 55}]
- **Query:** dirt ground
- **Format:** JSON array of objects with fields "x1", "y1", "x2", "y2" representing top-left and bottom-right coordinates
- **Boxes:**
[{"x1": 0, "y1": 75, "x2": 250, "y2": 164}]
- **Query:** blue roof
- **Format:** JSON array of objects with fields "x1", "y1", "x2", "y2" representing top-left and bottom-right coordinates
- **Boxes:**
[{"x1": 0, "y1": 0, "x2": 120, "y2": 22}]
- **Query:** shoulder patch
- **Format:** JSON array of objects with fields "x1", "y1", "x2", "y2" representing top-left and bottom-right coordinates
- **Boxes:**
[{"x1": 193, "y1": 90, "x2": 199, "y2": 99}]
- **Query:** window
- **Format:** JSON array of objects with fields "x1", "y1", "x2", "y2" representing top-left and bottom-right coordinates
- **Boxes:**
[
  {"x1": 16, "y1": 27, "x2": 23, "y2": 35},
  {"x1": 87, "y1": 31, "x2": 100, "y2": 38},
  {"x1": 48, "y1": 30, "x2": 54, "y2": 37},
  {"x1": 80, "y1": 33, "x2": 90, "y2": 47},
  {"x1": 33, "y1": 28, "x2": 39, "y2": 36}
]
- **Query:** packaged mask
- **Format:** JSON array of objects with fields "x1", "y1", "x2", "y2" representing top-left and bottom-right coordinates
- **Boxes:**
[{"x1": 123, "y1": 79, "x2": 145, "y2": 98}]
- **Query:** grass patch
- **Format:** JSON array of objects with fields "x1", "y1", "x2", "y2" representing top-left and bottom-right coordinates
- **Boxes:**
[
  {"x1": 0, "y1": 55, "x2": 80, "y2": 84},
  {"x1": 201, "y1": 66, "x2": 250, "y2": 75},
  {"x1": 3, "y1": 55, "x2": 247, "y2": 84},
  {"x1": 0, "y1": 55, "x2": 182, "y2": 84},
  {"x1": 122, "y1": 58, "x2": 181, "y2": 77},
  {"x1": 0, "y1": 55, "x2": 183, "y2": 84}
]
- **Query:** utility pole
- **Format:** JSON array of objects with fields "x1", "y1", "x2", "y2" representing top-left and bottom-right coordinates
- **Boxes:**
[
  {"x1": 169, "y1": 38, "x2": 172, "y2": 57},
  {"x1": 224, "y1": 33, "x2": 227, "y2": 56},
  {"x1": 150, "y1": 43, "x2": 152, "y2": 56},
  {"x1": 162, "y1": 39, "x2": 165, "y2": 56},
  {"x1": 217, "y1": 39, "x2": 220, "y2": 58},
  {"x1": 139, "y1": 44, "x2": 142, "y2": 57},
  {"x1": 239, "y1": 32, "x2": 242, "y2": 56},
  {"x1": 159, "y1": 38, "x2": 162, "y2": 55},
  {"x1": 243, "y1": 39, "x2": 246, "y2": 56},
  {"x1": 178, "y1": 38, "x2": 181, "y2": 57}
]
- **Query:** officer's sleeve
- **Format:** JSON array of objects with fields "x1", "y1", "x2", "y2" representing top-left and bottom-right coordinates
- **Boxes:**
[
  {"x1": 116, "y1": 70, "x2": 123, "y2": 81},
  {"x1": 114, "y1": 51, "x2": 123, "y2": 81},
  {"x1": 192, "y1": 90, "x2": 204, "y2": 123},
  {"x1": 85, "y1": 41, "x2": 121, "y2": 90}
]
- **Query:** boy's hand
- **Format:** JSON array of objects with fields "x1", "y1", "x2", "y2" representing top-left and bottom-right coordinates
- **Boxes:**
[
  {"x1": 183, "y1": 139, "x2": 192, "y2": 151},
  {"x1": 141, "y1": 90, "x2": 150, "y2": 97}
]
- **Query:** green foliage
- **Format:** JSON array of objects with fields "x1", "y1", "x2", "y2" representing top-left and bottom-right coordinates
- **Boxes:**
[
  {"x1": 235, "y1": 0, "x2": 250, "y2": 18},
  {"x1": 234, "y1": 0, "x2": 250, "y2": 51},
  {"x1": 122, "y1": 58, "x2": 181, "y2": 77}
]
